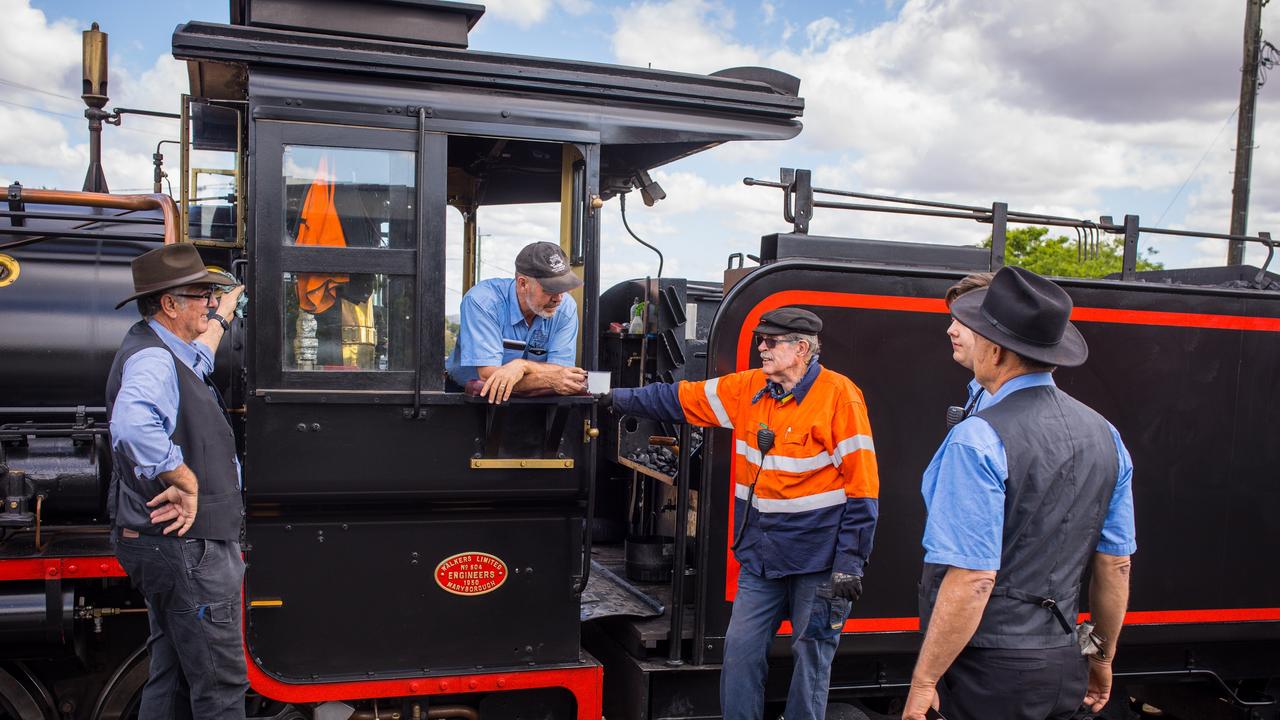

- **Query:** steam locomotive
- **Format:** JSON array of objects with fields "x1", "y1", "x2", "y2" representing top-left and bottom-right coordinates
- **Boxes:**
[{"x1": 2, "y1": 2, "x2": 1278, "y2": 719}]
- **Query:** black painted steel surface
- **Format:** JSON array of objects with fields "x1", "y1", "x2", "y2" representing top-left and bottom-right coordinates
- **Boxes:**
[{"x1": 696, "y1": 259, "x2": 1280, "y2": 692}]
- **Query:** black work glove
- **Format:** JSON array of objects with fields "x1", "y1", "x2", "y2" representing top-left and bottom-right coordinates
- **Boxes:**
[
  {"x1": 595, "y1": 392, "x2": 613, "y2": 410},
  {"x1": 831, "y1": 571, "x2": 862, "y2": 602}
]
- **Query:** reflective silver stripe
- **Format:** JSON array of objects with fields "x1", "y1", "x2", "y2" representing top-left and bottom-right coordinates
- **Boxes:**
[
  {"x1": 830, "y1": 434, "x2": 876, "y2": 468},
  {"x1": 735, "y1": 439, "x2": 834, "y2": 473},
  {"x1": 704, "y1": 377, "x2": 734, "y2": 429},
  {"x1": 734, "y1": 484, "x2": 846, "y2": 513}
]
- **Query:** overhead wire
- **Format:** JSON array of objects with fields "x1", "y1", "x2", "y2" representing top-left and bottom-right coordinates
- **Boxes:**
[
  {"x1": 0, "y1": 96, "x2": 172, "y2": 139},
  {"x1": 1154, "y1": 106, "x2": 1240, "y2": 227}
]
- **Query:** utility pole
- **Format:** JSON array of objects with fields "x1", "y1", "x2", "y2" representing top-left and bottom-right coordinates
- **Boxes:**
[{"x1": 1229, "y1": 0, "x2": 1265, "y2": 264}]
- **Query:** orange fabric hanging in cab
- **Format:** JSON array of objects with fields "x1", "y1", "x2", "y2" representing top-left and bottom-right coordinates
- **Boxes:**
[{"x1": 295, "y1": 156, "x2": 349, "y2": 314}]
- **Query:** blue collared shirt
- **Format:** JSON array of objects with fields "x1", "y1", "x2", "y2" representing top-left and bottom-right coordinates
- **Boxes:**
[
  {"x1": 110, "y1": 320, "x2": 241, "y2": 485},
  {"x1": 921, "y1": 373, "x2": 1137, "y2": 571},
  {"x1": 446, "y1": 278, "x2": 579, "y2": 385}
]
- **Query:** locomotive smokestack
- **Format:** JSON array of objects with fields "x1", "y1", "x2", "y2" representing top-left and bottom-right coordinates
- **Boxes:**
[{"x1": 81, "y1": 22, "x2": 110, "y2": 193}]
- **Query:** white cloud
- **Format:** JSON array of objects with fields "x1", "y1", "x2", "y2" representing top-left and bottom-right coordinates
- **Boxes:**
[
  {"x1": 606, "y1": 0, "x2": 1278, "y2": 272},
  {"x1": 804, "y1": 17, "x2": 843, "y2": 53},
  {"x1": 0, "y1": 2, "x2": 189, "y2": 193},
  {"x1": 612, "y1": 0, "x2": 761, "y2": 73},
  {"x1": 0, "y1": 1, "x2": 81, "y2": 95},
  {"x1": 482, "y1": 0, "x2": 592, "y2": 28}
]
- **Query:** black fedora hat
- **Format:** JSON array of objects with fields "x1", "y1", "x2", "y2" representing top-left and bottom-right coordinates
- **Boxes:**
[
  {"x1": 115, "y1": 244, "x2": 224, "y2": 309},
  {"x1": 949, "y1": 266, "x2": 1088, "y2": 368}
]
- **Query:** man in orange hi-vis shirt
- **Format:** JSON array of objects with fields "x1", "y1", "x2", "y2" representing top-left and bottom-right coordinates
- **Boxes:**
[{"x1": 599, "y1": 307, "x2": 879, "y2": 720}]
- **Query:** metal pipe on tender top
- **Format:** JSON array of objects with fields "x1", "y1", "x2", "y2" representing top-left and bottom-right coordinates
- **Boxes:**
[{"x1": 11, "y1": 189, "x2": 179, "y2": 245}]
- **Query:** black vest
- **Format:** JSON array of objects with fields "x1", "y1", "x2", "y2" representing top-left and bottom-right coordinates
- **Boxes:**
[
  {"x1": 920, "y1": 384, "x2": 1119, "y2": 649},
  {"x1": 105, "y1": 321, "x2": 243, "y2": 541}
]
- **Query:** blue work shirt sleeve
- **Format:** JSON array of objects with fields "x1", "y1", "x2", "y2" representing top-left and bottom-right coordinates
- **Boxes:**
[
  {"x1": 921, "y1": 418, "x2": 1006, "y2": 571},
  {"x1": 110, "y1": 348, "x2": 184, "y2": 480},
  {"x1": 1097, "y1": 424, "x2": 1138, "y2": 556},
  {"x1": 545, "y1": 295, "x2": 579, "y2": 367},
  {"x1": 612, "y1": 383, "x2": 685, "y2": 424},
  {"x1": 457, "y1": 291, "x2": 506, "y2": 368}
]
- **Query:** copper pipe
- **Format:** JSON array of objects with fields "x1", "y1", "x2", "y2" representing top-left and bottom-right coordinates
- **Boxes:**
[
  {"x1": 17, "y1": 189, "x2": 179, "y2": 245},
  {"x1": 427, "y1": 707, "x2": 479, "y2": 720},
  {"x1": 34, "y1": 495, "x2": 45, "y2": 552}
]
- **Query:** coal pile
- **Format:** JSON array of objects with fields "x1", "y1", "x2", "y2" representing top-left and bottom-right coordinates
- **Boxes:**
[{"x1": 623, "y1": 428, "x2": 702, "y2": 477}]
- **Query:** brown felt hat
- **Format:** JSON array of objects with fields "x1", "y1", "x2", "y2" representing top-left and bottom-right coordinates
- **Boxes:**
[{"x1": 115, "y1": 244, "x2": 224, "y2": 309}]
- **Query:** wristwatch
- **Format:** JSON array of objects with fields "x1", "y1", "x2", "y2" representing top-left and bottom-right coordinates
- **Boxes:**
[{"x1": 210, "y1": 313, "x2": 230, "y2": 332}]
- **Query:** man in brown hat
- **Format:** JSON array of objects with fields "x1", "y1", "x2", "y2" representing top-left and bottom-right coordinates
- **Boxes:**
[
  {"x1": 105, "y1": 243, "x2": 248, "y2": 720},
  {"x1": 903, "y1": 267, "x2": 1136, "y2": 720},
  {"x1": 446, "y1": 241, "x2": 588, "y2": 402},
  {"x1": 599, "y1": 307, "x2": 879, "y2": 720}
]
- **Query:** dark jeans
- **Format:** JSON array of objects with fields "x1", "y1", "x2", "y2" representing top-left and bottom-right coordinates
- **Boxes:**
[
  {"x1": 721, "y1": 568, "x2": 851, "y2": 720},
  {"x1": 115, "y1": 534, "x2": 248, "y2": 720},
  {"x1": 938, "y1": 644, "x2": 1088, "y2": 720}
]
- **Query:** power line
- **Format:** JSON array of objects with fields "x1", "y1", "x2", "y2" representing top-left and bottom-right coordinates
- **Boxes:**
[
  {"x1": 0, "y1": 96, "x2": 81, "y2": 121},
  {"x1": 0, "y1": 96, "x2": 173, "y2": 139},
  {"x1": 0, "y1": 77, "x2": 83, "y2": 105},
  {"x1": 1155, "y1": 106, "x2": 1239, "y2": 227}
]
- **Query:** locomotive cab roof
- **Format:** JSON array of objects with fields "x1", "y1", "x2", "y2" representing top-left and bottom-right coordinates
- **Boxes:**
[{"x1": 175, "y1": 6, "x2": 804, "y2": 203}]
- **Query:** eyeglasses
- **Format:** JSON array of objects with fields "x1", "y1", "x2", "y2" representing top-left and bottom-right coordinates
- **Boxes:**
[
  {"x1": 754, "y1": 334, "x2": 799, "y2": 350},
  {"x1": 171, "y1": 290, "x2": 219, "y2": 305}
]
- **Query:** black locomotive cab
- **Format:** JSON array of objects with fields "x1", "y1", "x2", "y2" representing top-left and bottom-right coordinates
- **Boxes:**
[{"x1": 0, "y1": 1, "x2": 804, "y2": 716}]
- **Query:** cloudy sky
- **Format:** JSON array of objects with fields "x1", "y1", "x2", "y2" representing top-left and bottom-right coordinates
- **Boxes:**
[{"x1": 2, "y1": 0, "x2": 1277, "y2": 308}]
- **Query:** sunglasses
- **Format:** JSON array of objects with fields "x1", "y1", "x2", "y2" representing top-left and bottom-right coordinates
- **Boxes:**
[{"x1": 754, "y1": 334, "x2": 798, "y2": 350}]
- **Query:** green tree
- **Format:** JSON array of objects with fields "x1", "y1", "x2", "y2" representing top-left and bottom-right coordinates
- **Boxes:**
[
  {"x1": 444, "y1": 318, "x2": 461, "y2": 357},
  {"x1": 981, "y1": 226, "x2": 1162, "y2": 278}
]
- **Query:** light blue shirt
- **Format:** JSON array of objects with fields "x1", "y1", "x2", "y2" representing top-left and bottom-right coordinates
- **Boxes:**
[
  {"x1": 446, "y1": 278, "x2": 578, "y2": 385},
  {"x1": 109, "y1": 320, "x2": 241, "y2": 485},
  {"x1": 922, "y1": 373, "x2": 1137, "y2": 571}
]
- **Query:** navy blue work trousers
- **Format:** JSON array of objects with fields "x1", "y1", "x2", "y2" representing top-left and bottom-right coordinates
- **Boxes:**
[
  {"x1": 115, "y1": 534, "x2": 248, "y2": 720},
  {"x1": 721, "y1": 568, "x2": 851, "y2": 720}
]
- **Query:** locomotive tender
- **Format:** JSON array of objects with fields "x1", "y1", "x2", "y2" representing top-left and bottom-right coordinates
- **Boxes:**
[{"x1": 1, "y1": 2, "x2": 1278, "y2": 719}]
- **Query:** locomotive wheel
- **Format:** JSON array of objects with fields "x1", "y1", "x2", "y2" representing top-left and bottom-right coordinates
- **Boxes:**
[
  {"x1": 0, "y1": 664, "x2": 47, "y2": 720},
  {"x1": 89, "y1": 646, "x2": 149, "y2": 720}
]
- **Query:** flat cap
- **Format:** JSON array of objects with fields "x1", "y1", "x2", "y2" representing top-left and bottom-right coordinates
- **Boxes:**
[{"x1": 753, "y1": 307, "x2": 822, "y2": 335}]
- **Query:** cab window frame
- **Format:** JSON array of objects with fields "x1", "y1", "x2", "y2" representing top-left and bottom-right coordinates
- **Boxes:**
[{"x1": 252, "y1": 120, "x2": 445, "y2": 393}]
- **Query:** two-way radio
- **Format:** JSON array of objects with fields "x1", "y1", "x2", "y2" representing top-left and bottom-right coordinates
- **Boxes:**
[{"x1": 730, "y1": 425, "x2": 775, "y2": 551}]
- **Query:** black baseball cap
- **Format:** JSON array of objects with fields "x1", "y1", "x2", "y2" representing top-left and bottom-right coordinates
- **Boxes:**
[
  {"x1": 753, "y1": 307, "x2": 822, "y2": 335},
  {"x1": 515, "y1": 242, "x2": 583, "y2": 294}
]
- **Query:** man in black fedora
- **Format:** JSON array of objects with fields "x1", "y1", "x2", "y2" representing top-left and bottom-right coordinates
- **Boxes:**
[
  {"x1": 106, "y1": 243, "x2": 249, "y2": 720},
  {"x1": 903, "y1": 267, "x2": 1136, "y2": 720}
]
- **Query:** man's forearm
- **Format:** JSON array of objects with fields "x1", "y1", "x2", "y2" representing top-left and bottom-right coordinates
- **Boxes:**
[
  {"x1": 512, "y1": 360, "x2": 566, "y2": 390},
  {"x1": 911, "y1": 567, "x2": 996, "y2": 686},
  {"x1": 1089, "y1": 552, "x2": 1131, "y2": 660},
  {"x1": 158, "y1": 463, "x2": 198, "y2": 495}
]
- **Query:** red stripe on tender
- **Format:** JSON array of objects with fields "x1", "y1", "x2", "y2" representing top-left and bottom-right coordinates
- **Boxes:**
[
  {"x1": 774, "y1": 608, "x2": 1280, "y2": 637},
  {"x1": 724, "y1": 288, "x2": 1280, "y2": 602},
  {"x1": 246, "y1": 655, "x2": 603, "y2": 718},
  {"x1": 0, "y1": 556, "x2": 126, "y2": 581},
  {"x1": 1071, "y1": 307, "x2": 1280, "y2": 331}
]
